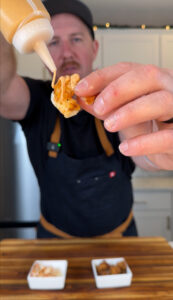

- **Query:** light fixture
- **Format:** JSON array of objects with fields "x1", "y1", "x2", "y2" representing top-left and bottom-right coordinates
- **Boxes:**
[
  {"x1": 93, "y1": 25, "x2": 98, "y2": 32},
  {"x1": 141, "y1": 24, "x2": 146, "y2": 30},
  {"x1": 165, "y1": 25, "x2": 170, "y2": 30},
  {"x1": 105, "y1": 22, "x2": 110, "y2": 28}
]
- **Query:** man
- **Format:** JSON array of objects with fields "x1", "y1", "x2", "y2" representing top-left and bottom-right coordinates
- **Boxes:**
[{"x1": 0, "y1": 0, "x2": 173, "y2": 238}]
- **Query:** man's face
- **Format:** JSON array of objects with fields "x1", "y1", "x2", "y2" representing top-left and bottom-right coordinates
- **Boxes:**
[{"x1": 48, "y1": 13, "x2": 99, "y2": 79}]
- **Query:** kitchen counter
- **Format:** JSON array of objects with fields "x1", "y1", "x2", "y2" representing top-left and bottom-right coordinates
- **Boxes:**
[
  {"x1": 1, "y1": 237, "x2": 173, "y2": 299},
  {"x1": 132, "y1": 176, "x2": 173, "y2": 191}
]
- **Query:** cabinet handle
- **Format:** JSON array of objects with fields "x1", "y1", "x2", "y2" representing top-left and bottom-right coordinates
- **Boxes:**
[{"x1": 167, "y1": 216, "x2": 171, "y2": 230}]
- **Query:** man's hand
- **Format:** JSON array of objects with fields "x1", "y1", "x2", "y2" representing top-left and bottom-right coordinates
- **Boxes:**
[{"x1": 75, "y1": 62, "x2": 173, "y2": 170}]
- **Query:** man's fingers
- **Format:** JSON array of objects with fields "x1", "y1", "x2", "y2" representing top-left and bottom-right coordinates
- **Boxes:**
[
  {"x1": 119, "y1": 130, "x2": 173, "y2": 156},
  {"x1": 74, "y1": 62, "x2": 136, "y2": 96},
  {"x1": 104, "y1": 90, "x2": 173, "y2": 132},
  {"x1": 92, "y1": 64, "x2": 165, "y2": 116},
  {"x1": 77, "y1": 96, "x2": 110, "y2": 120},
  {"x1": 76, "y1": 64, "x2": 173, "y2": 120}
]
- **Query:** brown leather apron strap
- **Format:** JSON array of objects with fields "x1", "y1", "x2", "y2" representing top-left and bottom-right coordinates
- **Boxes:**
[
  {"x1": 48, "y1": 117, "x2": 61, "y2": 158},
  {"x1": 40, "y1": 214, "x2": 74, "y2": 238},
  {"x1": 40, "y1": 209, "x2": 133, "y2": 239},
  {"x1": 94, "y1": 118, "x2": 114, "y2": 156},
  {"x1": 97, "y1": 210, "x2": 133, "y2": 238},
  {"x1": 48, "y1": 117, "x2": 114, "y2": 158}
]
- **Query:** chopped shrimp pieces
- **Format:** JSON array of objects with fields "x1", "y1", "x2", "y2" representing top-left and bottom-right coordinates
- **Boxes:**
[{"x1": 30, "y1": 263, "x2": 62, "y2": 277}]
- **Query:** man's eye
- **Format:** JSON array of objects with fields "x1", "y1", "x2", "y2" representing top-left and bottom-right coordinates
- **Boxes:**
[
  {"x1": 72, "y1": 37, "x2": 82, "y2": 42},
  {"x1": 49, "y1": 40, "x2": 59, "y2": 46}
]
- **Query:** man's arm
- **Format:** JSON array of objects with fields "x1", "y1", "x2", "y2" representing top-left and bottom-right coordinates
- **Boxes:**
[{"x1": 0, "y1": 33, "x2": 30, "y2": 120}]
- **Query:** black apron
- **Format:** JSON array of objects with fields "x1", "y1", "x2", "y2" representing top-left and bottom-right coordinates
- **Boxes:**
[{"x1": 38, "y1": 117, "x2": 134, "y2": 238}]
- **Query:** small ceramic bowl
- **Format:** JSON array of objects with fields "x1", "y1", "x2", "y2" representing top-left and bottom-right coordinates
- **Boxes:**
[
  {"x1": 27, "y1": 260, "x2": 68, "y2": 290},
  {"x1": 91, "y1": 257, "x2": 132, "y2": 289}
]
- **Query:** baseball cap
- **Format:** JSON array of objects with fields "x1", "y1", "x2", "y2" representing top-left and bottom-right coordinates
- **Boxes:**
[{"x1": 43, "y1": 0, "x2": 95, "y2": 39}]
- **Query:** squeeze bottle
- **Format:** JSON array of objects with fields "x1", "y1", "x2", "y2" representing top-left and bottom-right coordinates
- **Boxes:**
[{"x1": 0, "y1": 0, "x2": 56, "y2": 73}]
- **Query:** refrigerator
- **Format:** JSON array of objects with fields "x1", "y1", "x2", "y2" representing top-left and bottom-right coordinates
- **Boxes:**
[{"x1": 0, "y1": 117, "x2": 40, "y2": 239}]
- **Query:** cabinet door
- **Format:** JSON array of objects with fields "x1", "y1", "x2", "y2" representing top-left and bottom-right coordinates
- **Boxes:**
[
  {"x1": 134, "y1": 211, "x2": 171, "y2": 241},
  {"x1": 133, "y1": 191, "x2": 171, "y2": 211},
  {"x1": 102, "y1": 31, "x2": 160, "y2": 67},
  {"x1": 160, "y1": 34, "x2": 173, "y2": 69},
  {"x1": 133, "y1": 191, "x2": 172, "y2": 240}
]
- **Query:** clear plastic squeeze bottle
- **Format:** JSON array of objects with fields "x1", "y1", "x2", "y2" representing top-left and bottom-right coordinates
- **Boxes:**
[{"x1": 0, "y1": 0, "x2": 56, "y2": 73}]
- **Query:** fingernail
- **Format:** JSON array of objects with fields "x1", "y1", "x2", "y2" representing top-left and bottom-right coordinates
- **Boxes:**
[
  {"x1": 104, "y1": 114, "x2": 117, "y2": 130},
  {"x1": 94, "y1": 97, "x2": 105, "y2": 115},
  {"x1": 119, "y1": 141, "x2": 129, "y2": 153},
  {"x1": 75, "y1": 79, "x2": 88, "y2": 92}
]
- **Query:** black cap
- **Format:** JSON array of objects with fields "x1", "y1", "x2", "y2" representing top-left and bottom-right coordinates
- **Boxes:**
[{"x1": 43, "y1": 0, "x2": 95, "y2": 39}]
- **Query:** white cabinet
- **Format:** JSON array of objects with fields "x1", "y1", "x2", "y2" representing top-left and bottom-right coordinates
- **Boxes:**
[
  {"x1": 102, "y1": 30, "x2": 160, "y2": 67},
  {"x1": 93, "y1": 28, "x2": 173, "y2": 69},
  {"x1": 133, "y1": 191, "x2": 172, "y2": 240},
  {"x1": 160, "y1": 34, "x2": 173, "y2": 69}
]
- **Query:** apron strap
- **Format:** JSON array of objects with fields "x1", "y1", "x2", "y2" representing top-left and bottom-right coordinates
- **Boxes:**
[
  {"x1": 48, "y1": 117, "x2": 61, "y2": 158},
  {"x1": 94, "y1": 118, "x2": 114, "y2": 156},
  {"x1": 48, "y1": 116, "x2": 114, "y2": 158},
  {"x1": 40, "y1": 209, "x2": 133, "y2": 239}
]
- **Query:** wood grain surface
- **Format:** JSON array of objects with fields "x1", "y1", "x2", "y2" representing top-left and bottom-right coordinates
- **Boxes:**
[{"x1": 0, "y1": 236, "x2": 173, "y2": 299}]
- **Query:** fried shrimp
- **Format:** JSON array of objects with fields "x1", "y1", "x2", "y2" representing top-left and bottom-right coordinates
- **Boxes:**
[{"x1": 51, "y1": 73, "x2": 95, "y2": 118}]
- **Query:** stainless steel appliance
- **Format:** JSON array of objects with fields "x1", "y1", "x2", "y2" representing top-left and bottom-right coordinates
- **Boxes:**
[{"x1": 0, "y1": 117, "x2": 40, "y2": 239}]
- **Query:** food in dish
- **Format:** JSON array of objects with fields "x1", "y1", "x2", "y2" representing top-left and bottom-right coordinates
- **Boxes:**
[
  {"x1": 96, "y1": 260, "x2": 127, "y2": 275},
  {"x1": 30, "y1": 262, "x2": 62, "y2": 277}
]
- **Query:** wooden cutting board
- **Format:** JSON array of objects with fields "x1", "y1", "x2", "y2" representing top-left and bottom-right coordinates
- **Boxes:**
[{"x1": 1, "y1": 236, "x2": 173, "y2": 299}]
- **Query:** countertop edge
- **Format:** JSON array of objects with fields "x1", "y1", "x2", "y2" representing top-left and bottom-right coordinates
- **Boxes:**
[{"x1": 132, "y1": 177, "x2": 173, "y2": 191}]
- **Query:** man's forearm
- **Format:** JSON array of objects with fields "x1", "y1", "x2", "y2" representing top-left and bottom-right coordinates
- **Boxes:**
[{"x1": 0, "y1": 33, "x2": 16, "y2": 97}]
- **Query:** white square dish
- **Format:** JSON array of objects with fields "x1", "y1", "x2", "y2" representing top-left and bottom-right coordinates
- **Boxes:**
[
  {"x1": 27, "y1": 260, "x2": 68, "y2": 290},
  {"x1": 91, "y1": 257, "x2": 132, "y2": 289}
]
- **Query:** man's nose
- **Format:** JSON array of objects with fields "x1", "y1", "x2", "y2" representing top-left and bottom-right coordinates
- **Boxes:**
[{"x1": 62, "y1": 41, "x2": 73, "y2": 58}]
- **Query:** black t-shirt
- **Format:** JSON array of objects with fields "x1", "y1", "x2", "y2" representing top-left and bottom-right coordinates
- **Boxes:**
[{"x1": 19, "y1": 77, "x2": 135, "y2": 188}]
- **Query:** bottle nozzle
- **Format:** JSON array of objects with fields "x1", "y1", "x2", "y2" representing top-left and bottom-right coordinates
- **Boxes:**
[{"x1": 34, "y1": 40, "x2": 56, "y2": 73}]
